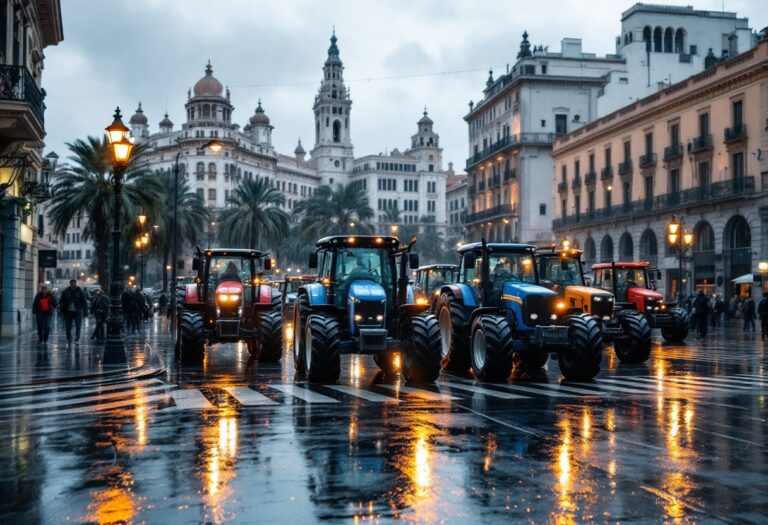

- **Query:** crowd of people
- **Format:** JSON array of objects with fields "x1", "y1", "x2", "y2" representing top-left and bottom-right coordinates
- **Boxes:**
[{"x1": 684, "y1": 289, "x2": 768, "y2": 339}]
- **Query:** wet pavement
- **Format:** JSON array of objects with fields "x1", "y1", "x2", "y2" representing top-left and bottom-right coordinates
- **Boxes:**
[{"x1": 0, "y1": 317, "x2": 766, "y2": 524}]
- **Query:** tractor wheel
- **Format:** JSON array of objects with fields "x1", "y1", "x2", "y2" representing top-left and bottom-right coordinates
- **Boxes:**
[
  {"x1": 661, "y1": 308, "x2": 689, "y2": 343},
  {"x1": 613, "y1": 311, "x2": 652, "y2": 364},
  {"x1": 293, "y1": 293, "x2": 310, "y2": 373},
  {"x1": 257, "y1": 310, "x2": 283, "y2": 362},
  {"x1": 304, "y1": 314, "x2": 341, "y2": 384},
  {"x1": 373, "y1": 353, "x2": 400, "y2": 376},
  {"x1": 512, "y1": 346, "x2": 549, "y2": 374},
  {"x1": 558, "y1": 314, "x2": 602, "y2": 380},
  {"x1": 435, "y1": 292, "x2": 470, "y2": 372},
  {"x1": 271, "y1": 292, "x2": 282, "y2": 315},
  {"x1": 470, "y1": 315, "x2": 514, "y2": 382},
  {"x1": 401, "y1": 315, "x2": 442, "y2": 383},
  {"x1": 179, "y1": 311, "x2": 205, "y2": 363}
]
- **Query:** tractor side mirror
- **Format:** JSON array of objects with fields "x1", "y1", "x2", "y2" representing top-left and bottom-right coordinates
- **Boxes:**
[
  {"x1": 464, "y1": 252, "x2": 476, "y2": 270},
  {"x1": 263, "y1": 258, "x2": 272, "y2": 271},
  {"x1": 409, "y1": 253, "x2": 420, "y2": 269},
  {"x1": 192, "y1": 257, "x2": 201, "y2": 271},
  {"x1": 308, "y1": 252, "x2": 318, "y2": 269}
]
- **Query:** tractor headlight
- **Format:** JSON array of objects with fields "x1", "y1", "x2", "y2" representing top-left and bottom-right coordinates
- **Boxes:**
[
  {"x1": 354, "y1": 314, "x2": 363, "y2": 322},
  {"x1": 602, "y1": 315, "x2": 611, "y2": 321},
  {"x1": 550, "y1": 314, "x2": 557, "y2": 321},
  {"x1": 415, "y1": 297, "x2": 429, "y2": 306},
  {"x1": 646, "y1": 306, "x2": 653, "y2": 311},
  {"x1": 555, "y1": 301, "x2": 566, "y2": 311},
  {"x1": 376, "y1": 314, "x2": 384, "y2": 322},
  {"x1": 594, "y1": 296, "x2": 602, "y2": 302},
  {"x1": 216, "y1": 293, "x2": 240, "y2": 305},
  {"x1": 530, "y1": 313, "x2": 539, "y2": 320}
]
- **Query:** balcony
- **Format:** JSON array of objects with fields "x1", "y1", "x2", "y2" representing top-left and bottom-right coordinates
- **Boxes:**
[
  {"x1": 584, "y1": 171, "x2": 596, "y2": 185},
  {"x1": 571, "y1": 176, "x2": 582, "y2": 189},
  {"x1": 724, "y1": 124, "x2": 747, "y2": 143},
  {"x1": 600, "y1": 166, "x2": 613, "y2": 180},
  {"x1": 639, "y1": 153, "x2": 656, "y2": 168},
  {"x1": 466, "y1": 132, "x2": 554, "y2": 169},
  {"x1": 478, "y1": 180, "x2": 486, "y2": 191},
  {"x1": 489, "y1": 175, "x2": 500, "y2": 188},
  {"x1": 557, "y1": 181, "x2": 568, "y2": 193},
  {"x1": 690, "y1": 134, "x2": 713, "y2": 153},
  {"x1": 552, "y1": 175, "x2": 756, "y2": 231},
  {"x1": 618, "y1": 159, "x2": 633, "y2": 176},
  {"x1": 503, "y1": 168, "x2": 516, "y2": 181},
  {"x1": 466, "y1": 204, "x2": 517, "y2": 224},
  {"x1": 663, "y1": 144, "x2": 683, "y2": 161},
  {"x1": 0, "y1": 65, "x2": 46, "y2": 141}
]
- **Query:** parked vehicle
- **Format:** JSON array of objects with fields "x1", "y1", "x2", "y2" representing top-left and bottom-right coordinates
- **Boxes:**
[
  {"x1": 536, "y1": 246, "x2": 652, "y2": 363},
  {"x1": 279, "y1": 275, "x2": 318, "y2": 323},
  {"x1": 175, "y1": 248, "x2": 282, "y2": 362},
  {"x1": 413, "y1": 264, "x2": 458, "y2": 310},
  {"x1": 591, "y1": 261, "x2": 689, "y2": 343},
  {"x1": 436, "y1": 240, "x2": 603, "y2": 381},
  {"x1": 292, "y1": 235, "x2": 441, "y2": 383}
]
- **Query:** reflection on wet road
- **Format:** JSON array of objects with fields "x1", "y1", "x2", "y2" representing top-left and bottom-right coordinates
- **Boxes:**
[{"x1": 0, "y1": 319, "x2": 766, "y2": 523}]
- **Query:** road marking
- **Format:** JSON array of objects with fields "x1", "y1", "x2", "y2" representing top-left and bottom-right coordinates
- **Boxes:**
[
  {"x1": 170, "y1": 389, "x2": 215, "y2": 410},
  {"x1": 493, "y1": 383, "x2": 574, "y2": 398},
  {"x1": 223, "y1": 386, "x2": 278, "y2": 406},
  {"x1": 270, "y1": 384, "x2": 340, "y2": 404},
  {"x1": 31, "y1": 393, "x2": 171, "y2": 418},
  {"x1": 534, "y1": 382, "x2": 609, "y2": 396},
  {"x1": 441, "y1": 382, "x2": 529, "y2": 399},
  {"x1": 0, "y1": 383, "x2": 173, "y2": 412},
  {"x1": 579, "y1": 381, "x2": 653, "y2": 395},
  {"x1": 325, "y1": 385, "x2": 400, "y2": 403},
  {"x1": 0, "y1": 377, "x2": 163, "y2": 398},
  {"x1": 599, "y1": 376, "x2": 712, "y2": 394},
  {"x1": 378, "y1": 384, "x2": 457, "y2": 401},
  {"x1": 611, "y1": 375, "x2": 753, "y2": 393},
  {"x1": 0, "y1": 379, "x2": 167, "y2": 406}
]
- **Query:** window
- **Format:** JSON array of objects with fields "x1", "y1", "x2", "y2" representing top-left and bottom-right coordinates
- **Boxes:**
[
  {"x1": 698, "y1": 161, "x2": 710, "y2": 188},
  {"x1": 541, "y1": 119, "x2": 546, "y2": 128},
  {"x1": 588, "y1": 153, "x2": 595, "y2": 172},
  {"x1": 539, "y1": 203, "x2": 546, "y2": 215},
  {"x1": 605, "y1": 187, "x2": 612, "y2": 208},
  {"x1": 428, "y1": 164, "x2": 434, "y2": 172},
  {"x1": 732, "y1": 152, "x2": 744, "y2": 180},
  {"x1": 644, "y1": 132, "x2": 653, "y2": 155},
  {"x1": 732, "y1": 100, "x2": 743, "y2": 126},
  {"x1": 605, "y1": 147, "x2": 612, "y2": 168},
  {"x1": 574, "y1": 195, "x2": 581, "y2": 218},
  {"x1": 669, "y1": 168, "x2": 680, "y2": 194},
  {"x1": 622, "y1": 181, "x2": 631, "y2": 205},
  {"x1": 670, "y1": 122, "x2": 680, "y2": 146},
  {"x1": 208, "y1": 189, "x2": 216, "y2": 201},
  {"x1": 541, "y1": 63, "x2": 548, "y2": 74},
  {"x1": 574, "y1": 159, "x2": 580, "y2": 179},
  {"x1": 698, "y1": 112, "x2": 709, "y2": 137},
  {"x1": 645, "y1": 176, "x2": 654, "y2": 201},
  {"x1": 623, "y1": 141, "x2": 631, "y2": 162},
  {"x1": 561, "y1": 199, "x2": 566, "y2": 218},
  {"x1": 587, "y1": 191, "x2": 595, "y2": 214}
]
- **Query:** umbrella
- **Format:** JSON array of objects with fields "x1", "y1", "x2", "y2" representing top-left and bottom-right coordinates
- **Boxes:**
[{"x1": 731, "y1": 273, "x2": 754, "y2": 284}]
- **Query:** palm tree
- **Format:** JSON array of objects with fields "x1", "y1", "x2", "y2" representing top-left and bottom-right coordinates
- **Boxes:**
[
  {"x1": 217, "y1": 177, "x2": 289, "y2": 249},
  {"x1": 278, "y1": 226, "x2": 314, "y2": 269},
  {"x1": 416, "y1": 215, "x2": 446, "y2": 263},
  {"x1": 294, "y1": 183, "x2": 374, "y2": 241},
  {"x1": 48, "y1": 136, "x2": 163, "y2": 290}
]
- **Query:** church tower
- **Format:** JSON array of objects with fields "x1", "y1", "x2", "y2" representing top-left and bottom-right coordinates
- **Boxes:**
[{"x1": 310, "y1": 31, "x2": 354, "y2": 185}]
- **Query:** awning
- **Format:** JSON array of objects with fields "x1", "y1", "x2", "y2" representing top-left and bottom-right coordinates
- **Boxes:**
[{"x1": 731, "y1": 273, "x2": 753, "y2": 284}]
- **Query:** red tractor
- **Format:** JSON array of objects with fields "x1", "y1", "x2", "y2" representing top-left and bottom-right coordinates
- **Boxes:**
[
  {"x1": 175, "y1": 248, "x2": 283, "y2": 362},
  {"x1": 591, "y1": 261, "x2": 689, "y2": 343}
]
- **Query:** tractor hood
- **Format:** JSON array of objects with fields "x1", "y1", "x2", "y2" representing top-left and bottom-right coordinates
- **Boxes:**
[
  {"x1": 628, "y1": 287, "x2": 663, "y2": 302},
  {"x1": 502, "y1": 281, "x2": 557, "y2": 299},
  {"x1": 348, "y1": 280, "x2": 387, "y2": 302},
  {"x1": 568, "y1": 285, "x2": 611, "y2": 297}
]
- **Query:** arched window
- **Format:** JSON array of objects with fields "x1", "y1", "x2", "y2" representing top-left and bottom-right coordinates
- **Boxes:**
[
  {"x1": 664, "y1": 27, "x2": 673, "y2": 53},
  {"x1": 600, "y1": 235, "x2": 614, "y2": 262},
  {"x1": 196, "y1": 161, "x2": 204, "y2": 175},
  {"x1": 208, "y1": 162, "x2": 216, "y2": 175},
  {"x1": 653, "y1": 27, "x2": 662, "y2": 52},
  {"x1": 724, "y1": 215, "x2": 751, "y2": 297},
  {"x1": 674, "y1": 28, "x2": 685, "y2": 53},
  {"x1": 619, "y1": 232, "x2": 634, "y2": 261},
  {"x1": 332, "y1": 90, "x2": 337, "y2": 99},
  {"x1": 643, "y1": 26, "x2": 652, "y2": 52},
  {"x1": 584, "y1": 237, "x2": 597, "y2": 269},
  {"x1": 202, "y1": 104, "x2": 210, "y2": 118},
  {"x1": 693, "y1": 221, "x2": 715, "y2": 291},
  {"x1": 333, "y1": 120, "x2": 341, "y2": 142},
  {"x1": 639, "y1": 229, "x2": 658, "y2": 267}
]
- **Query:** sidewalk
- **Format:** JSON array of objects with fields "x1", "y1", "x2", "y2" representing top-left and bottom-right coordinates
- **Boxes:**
[{"x1": 0, "y1": 315, "x2": 164, "y2": 388}]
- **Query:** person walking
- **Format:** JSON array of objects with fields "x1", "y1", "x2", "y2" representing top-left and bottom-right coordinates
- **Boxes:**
[
  {"x1": 90, "y1": 289, "x2": 109, "y2": 342},
  {"x1": 692, "y1": 289, "x2": 711, "y2": 339},
  {"x1": 60, "y1": 279, "x2": 88, "y2": 345},
  {"x1": 757, "y1": 293, "x2": 768, "y2": 340},
  {"x1": 715, "y1": 295, "x2": 727, "y2": 326},
  {"x1": 32, "y1": 286, "x2": 57, "y2": 344},
  {"x1": 742, "y1": 295, "x2": 756, "y2": 332}
]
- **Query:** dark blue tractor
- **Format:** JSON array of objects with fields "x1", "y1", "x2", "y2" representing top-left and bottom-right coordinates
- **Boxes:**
[
  {"x1": 292, "y1": 235, "x2": 441, "y2": 383},
  {"x1": 435, "y1": 241, "x2": 603, "y2": 381}
]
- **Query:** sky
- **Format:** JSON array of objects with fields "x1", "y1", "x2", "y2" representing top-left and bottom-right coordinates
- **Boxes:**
[{"x1": 42, "y1": 0, "x2": 763, "y2": 172}]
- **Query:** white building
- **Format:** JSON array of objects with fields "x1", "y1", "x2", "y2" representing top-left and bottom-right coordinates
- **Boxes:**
[{"x1": 445, "y1": 163, "x2": 467, "y2": 244}]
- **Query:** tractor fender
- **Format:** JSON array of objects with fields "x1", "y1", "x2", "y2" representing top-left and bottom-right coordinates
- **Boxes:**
[
  {"x1": 300, "y1": 283, "x2": 328, "y2": 306},
  {"x1": 469, "y1": 306, "x2": 506, "y2": 325},
  {"x1": 258, "y1": 284, "x2": 273, "y2": 304},
  {"x1": 439, "y1": 283, "x2": 477, "y2": 308},
  {"x1": 184, "y1": 283, "x2": 199, "y2": 303},
  {"x1": 397, "y1": 303, "x2": 431, "y2": 317}
]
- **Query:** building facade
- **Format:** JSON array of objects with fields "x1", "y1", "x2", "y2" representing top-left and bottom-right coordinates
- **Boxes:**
[
  {"x1": 552, "y1": 37, "x2": 768, "y2": 300},
  {"x1": 445, "y1": 162, "x2": 467, "y2": 244},
  {"x1": 0, "y1": 0, "x2": 62, "y2": 336}
]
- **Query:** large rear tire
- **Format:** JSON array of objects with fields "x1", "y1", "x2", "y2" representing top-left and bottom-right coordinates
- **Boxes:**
[
  {"x1": 401, "y1": 315, "x2": 442, "y2": 383},
  {"x1": 179, "y1": 311, "x2": 205, "y2": 363},
  {"x1": 435, "y1": 292, "x2": 470, "y2": 372},
  {"x1": 305, "y1": 314, "x2": 341, "y2": 384},
  {"x1": 470, "y1": 315, "x2": 514, "y2": 382},
  {"x1": 660, "y1": 308, "x2": 689, "y2": 343},
  {"x1": 613, "y1": 311, "x2": 652, "y2": 363},
  {"x1": 558, "y1": 315, "x2": 602, "y2": 380},
  {"x1": 257, "y1": 310, "x2": 283, "y2": 362},
  {"x1": 293, "y1": 293, "x2": 310, "y2": 373}
]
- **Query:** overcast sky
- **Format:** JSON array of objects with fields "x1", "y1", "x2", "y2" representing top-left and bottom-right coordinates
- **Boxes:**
[{"x1": 43, "y1": 0, "x2": 762, "y2": 172}]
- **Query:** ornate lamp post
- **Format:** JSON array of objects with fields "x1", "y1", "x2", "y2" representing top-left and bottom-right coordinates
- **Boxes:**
[
  {"x1": 104, "y1": 108, "x2": 134, "y2": 364},
  {"x1": 758, "y1": 261, "x2": 768, "y2": 295},
  {"x1": 667, "y1": 215, "x2": 694, "y2": 305}
]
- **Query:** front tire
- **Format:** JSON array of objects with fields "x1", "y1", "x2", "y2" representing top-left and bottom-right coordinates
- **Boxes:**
[
  {"x1": 401, "y1": 315, "x2": 442, "y2": 383},
  {"x1": 558, "y1": 315, "x2": 602, "y2": 380},
  {"x1": 179, "y1": 311, "x2": 205, "y2": 363},
  {"x1": 660, "y1": 308, "x2": 689, "y2": 343},
  {"x1": 470, "y1": 315, "x2": 514, "y2": 382},
  {"x1": 613, "y1": 311, "x2": 652, "y2": 363},
  {"x1": 305, "y1": 314, "x2": 341, "y2": 384},
  {"x1": 436, "y1": 292, "x2": 470, "y2": 372},
  {"x1": 257, "y1": 310, "x2": 283, "y2": 362}
]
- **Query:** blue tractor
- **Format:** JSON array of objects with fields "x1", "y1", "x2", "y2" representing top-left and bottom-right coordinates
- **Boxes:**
[
  {"x1": 292, "y1": 235, "x2": 441, "y2": 383},
  {"x1": 435, "y1": 241, "x2": 603, "y2": 381}
]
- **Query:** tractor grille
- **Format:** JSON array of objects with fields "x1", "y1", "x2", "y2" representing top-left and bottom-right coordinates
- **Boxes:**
[
  {"x1": 591, "y1": 295, "x2": 614, "y2": 318},
  {"x1": 216, "y1": 319, "x2": 240, "y2": 338},
  {"x1": 355, "y1": 299, "x2": 386, "y2": 326},
  {"x1": 523, "y1": 295, "x2": 556, "y2": 326}
]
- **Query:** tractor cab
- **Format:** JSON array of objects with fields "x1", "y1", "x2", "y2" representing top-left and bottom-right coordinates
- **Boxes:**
[{"x1": 414, "y1": 264, "x2": 458, "y2": 306}]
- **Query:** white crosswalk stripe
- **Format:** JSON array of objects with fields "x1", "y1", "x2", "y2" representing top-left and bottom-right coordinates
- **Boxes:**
[
  {"x1": 325, "y1": 385, "x2": 400, "y2": 403},
  {"x1": 377, "y1": 384, "x2": 458, "y2": 401},
  {"x1": 270, "y1": 384, "x2": 340, "y2": 403},
  {"x1": 492, "y1": 383, "x2": 574, "y2": 398},
  {"x1": 439, "y1": 382, "x2": 529, "y2": 399},
  {"x1": 170, "y1": 389, "x2": 215, "y2": 410},
  {"x1": 0, "y1": 378, "x2": 165, "y2": 407},
  {"x1": 224, "y1": 386, "x2": 278, "y2": 406},
  {"x1": 0, "y1": 377, "x2": 164, "y2": 398},
  {"x1": 534, "y1": 382, "x2": 609, "y2": 397},
  {"x1": 0, "y1": 383, "x2": 173, "y2": 412},
  {"x1": 617, "y1": 375, "x2": 756, "y2": 392}
]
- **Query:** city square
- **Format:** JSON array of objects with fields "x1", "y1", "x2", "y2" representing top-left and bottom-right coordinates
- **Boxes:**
[{"x1": 1, "y1": 1, "x2": 767, "y2": 523}]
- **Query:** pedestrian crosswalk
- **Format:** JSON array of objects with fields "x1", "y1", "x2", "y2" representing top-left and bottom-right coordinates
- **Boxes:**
[{"x1": 0, "y1": 372, "x2": 766, "y2": 419}]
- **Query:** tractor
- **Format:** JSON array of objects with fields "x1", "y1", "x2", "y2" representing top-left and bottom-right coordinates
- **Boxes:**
[
  {"x1": 292, "y1": 235, "x2": 441, "y2": 384},
  {"x1": 535, "y1": 246, "x2": 652, "y2": 363},
  {"x1": 591, "y1": 261, "x2": 689, "y2": 343},
  {"x1": 436, "y1": 241, "x2": 603, "y2": 381},
  {"x1": 175, "y1": 248, "x2": 283, "y2": 363},
  {"x1": 279, "y1": 275, "x2": 318, "y2": 323},
  {"x1": 413, "y1": 264, "x2": 458, "y2": 310}
]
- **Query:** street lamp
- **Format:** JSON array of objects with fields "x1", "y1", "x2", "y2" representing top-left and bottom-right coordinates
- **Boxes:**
[
  {"x1": 104, "y1": 107, "x2": 134, "y2": 364},
  {"x1": 667, "y1": 215, "x2": 694, "y2": 305},
  {"x1": 758, "y1": 261, "x2": 768, "y2": 294}
]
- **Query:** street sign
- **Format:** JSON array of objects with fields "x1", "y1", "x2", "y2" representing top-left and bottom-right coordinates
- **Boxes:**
[{"x1": 39, "y1": 250, "x2": 57, "y2": 268}]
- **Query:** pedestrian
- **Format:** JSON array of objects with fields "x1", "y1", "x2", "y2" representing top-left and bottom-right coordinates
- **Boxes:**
[
  {"x1": 90, "y1": 289, "x2": 109, "y2": 342},
  {"x1": 710, "y1": 294, "x2": 718, "y2": 327},
  {"x1": 32, "y1": 286, "x2": 57, "y2": 344},
  {"x1": 692, "y1": 289, "x2": 710, "y2": 339},
  {"x1": 758, "y1": 293, "x2": 768, "y2": 340},
  {"x1": 715, "y1": 295, "x2": 727, "y2": 326},
  {"x1": 742, "y1": 295, "x2": 756, "y2": 332},
  {"x1": 59, "y1": 279, "x2": 88, "y2": 345},
  {"x1": 158, "y1": 292, "x2": 168, "y2": 317}
]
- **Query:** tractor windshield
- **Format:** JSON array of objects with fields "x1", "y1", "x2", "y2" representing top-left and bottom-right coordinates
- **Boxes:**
[
  {"x1": 335, "y1": 247, "x2": 394, "y2": 287},
  {"x1": 487, "y1": 253, "x2": 536, "y2": 285},
  {"x1": 208, "y1": 257, "x2": 253, "y2": 302},
  {"x1": 538, "y1": 255, "x2": 584, "y2": 291},
  {"x1": 614, "y1": 267, "x2": 648, "y2": 301},
  {"x1": 425, "y1": 268, "x2": 456, "y2": 294}
]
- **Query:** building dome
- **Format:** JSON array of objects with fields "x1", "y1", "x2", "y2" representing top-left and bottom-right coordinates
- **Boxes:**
[
  {"x1": 159, "y1": 112, "x2": 173, "y2": 128},
  {"x1": 294, "y1": 139, "x2": 306, "y2": 156},
  {"x1": 249, "y1": 100, "x2": 270, "y2": 126},
  {"x1": 193, "y1": 61, "x2": 224, "y2": 97},
  {"x1": 418, "y1": 107, "x2": 433, "y2": 126},
  {"x1": 129, "y1": 102, "x2": 148, "y2": 125}
]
